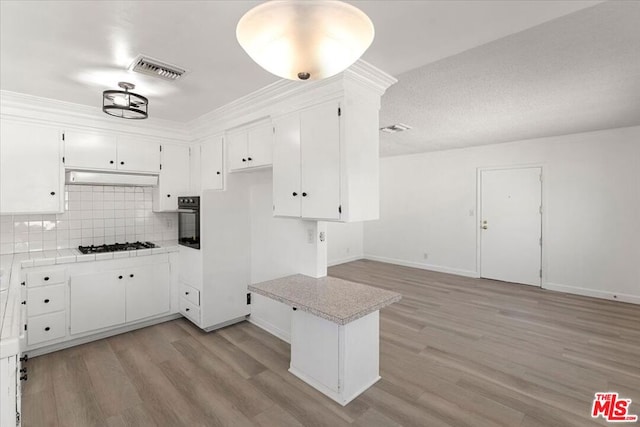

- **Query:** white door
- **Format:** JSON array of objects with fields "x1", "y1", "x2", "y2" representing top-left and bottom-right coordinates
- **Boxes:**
[
  {"x1": 273, "y1": 113, "x2": 302, "y2": 217},
  {"x1": 125, "y1": 263, "x2": 170, "y2": 322},
  {"x1": 480, "y1": 167, "x2": 542, "y2": 286},
  {"x1": 116, "y1": 138, "x2": 160, "y2": 173},
  {"x1": 227, "y1": 131, "x2": 248, "y2": 171},
  {"x1": 300, "y1": 101, "x2": 341, "y2": 220},
  {"x1": 69, "y1": 271, "x2": 126, "y2": 334},
  {"x1": 201, "y1": 137, "x2": 224, "y2": 190},
  {"x1": 247, "y1": 122, "x2": 273, "y2": 168},
  {"x1": 64, "y1": 130, "x2": 117, "y2": 170},
  {"x1": 0, "y1": 121, "x2": 63, "y2": 214}
]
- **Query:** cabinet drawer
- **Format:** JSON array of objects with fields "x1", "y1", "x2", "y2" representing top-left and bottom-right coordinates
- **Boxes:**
[
  {"x1": 180, "y1": 283, "x2": 200, "y2": 306},
  {"x1": 27, "y1": 270, "x2": 66, "y2": 287},
  {"x1": 180, "y1": 298, "x2": 201, "y2": 324},
  {"x1": 28, "y1": 284, "x2": 66, "y2": 317},
  {"x1": 27, "y1": 311, "x2": 66, "y2": 345}
]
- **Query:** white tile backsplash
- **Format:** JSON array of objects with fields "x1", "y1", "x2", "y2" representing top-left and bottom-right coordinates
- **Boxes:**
[{"x1": 0, "y1": 185, "x2": 178, "y2": 254}]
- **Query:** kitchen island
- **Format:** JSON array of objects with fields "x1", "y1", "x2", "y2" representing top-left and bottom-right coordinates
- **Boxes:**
[{"x1": 249, "y1": 274, "x2": 401, "y2": 405}]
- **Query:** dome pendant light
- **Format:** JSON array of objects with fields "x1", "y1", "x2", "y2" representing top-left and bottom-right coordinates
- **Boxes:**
[
  {"x1": 102, "y1": 82, "x2": 148, "y2": 119},
  {"x1": 236, "y1": 0, "x2": 375, "y2": 81}
]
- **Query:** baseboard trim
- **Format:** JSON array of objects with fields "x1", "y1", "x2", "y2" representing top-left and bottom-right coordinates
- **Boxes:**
[
  {"x1": 248, "y1": 315, "x2": 291, "y2": 344},
  {"x1": 363, "y1": 254, "x2": 480, "y2": 278},
  {"x1": 327, "y1": 255, "x2": 364, "y2": 267},
  {"x1": 544, "y1": 282, "x2": 640, "y2": 305}
]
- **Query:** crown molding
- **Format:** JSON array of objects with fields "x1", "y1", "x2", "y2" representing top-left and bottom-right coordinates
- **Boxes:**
[
  {"x1": 0, "y1": 90, "x2": 190, "y2": 142},
  {"x1": 188, "y1": 59, "x2": 397, "y2": 139}
]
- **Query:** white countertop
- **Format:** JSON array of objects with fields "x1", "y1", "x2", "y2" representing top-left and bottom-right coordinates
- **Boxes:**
[{"x1": 249, "y1": 274, "x2": 402, "y2": 325}]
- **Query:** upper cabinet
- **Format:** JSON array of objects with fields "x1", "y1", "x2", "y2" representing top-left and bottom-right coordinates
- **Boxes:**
[
  {"x1": 273, "y1": 98, "x2": 380, "y2": 222},
  {"x1": 64, "y1": 130, "x2": 160, "y2": 173},
  {"x1": 0, "y1": 120, "x2": 63, "y2": 214},
  {"x1": 153, "y1": 144, "x2": 190, "y2": 212},
  {"x1": 200, "y1": 135, "x2": 224, "y2": 191},
  {"x1": 227, "y1": 121, "x2": 273, "y2": 172}
]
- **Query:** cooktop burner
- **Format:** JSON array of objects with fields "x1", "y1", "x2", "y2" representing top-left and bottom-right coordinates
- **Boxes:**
[{"x1": 78, "y1": 241, "x2": 157, "y2": 254}]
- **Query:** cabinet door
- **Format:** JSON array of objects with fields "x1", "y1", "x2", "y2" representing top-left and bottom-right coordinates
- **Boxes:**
[
  {"x1": 300, "y1": 101, "x2": 341, "y2": 220},
  {"x1": 0, "y1": 120, "x2": 63, "y2": 214},
  {"x1": 201, "y1": 136, "x2": 224, "y2": 190},
  {"x1": 153, "y1": 144, "x2": 190, "y2": 211},
  {"x1": 64, "y1": 130, "x2": 117, "y2": 170},
  {"x1": 117, "y1": 137, "x2": 161, "y2": 173},
  {"x1": 247, "y1": 122, "x2": 273, "y2": 168},
  {"x1": 227, "y1": 131, "x2": 248, "y2": 171},
  {"x1": 125, "y1": 263, "x2": 170, "y2": 322},
  {"x1": 273, "y1": 113, "x2": 302, "y2": 217},
  {"x1": 69, "y1": 271, "x2": 125, "y2": 334}
]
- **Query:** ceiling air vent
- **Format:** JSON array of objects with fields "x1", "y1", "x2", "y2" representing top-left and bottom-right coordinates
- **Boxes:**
[
  {"x1": 380, "y1": 123, "x2": 412, "y2": 134},
  {"x1": 129, "y1": 55, "x2": 187, "y2": 81}
]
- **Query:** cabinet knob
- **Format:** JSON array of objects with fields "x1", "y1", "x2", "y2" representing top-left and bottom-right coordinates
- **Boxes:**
[
  {"x1": 185, "y1": 291, "x2": 189, "y2": 295},
  {"x1": 242, "y1": 158, "x2": 246, "y2": 162},
  {"x1": 247, "y1": 157, "x2": 252, "y2": 161},
  {"x1": 292, "y1": 192, "x2": 298, "y2": 196},
  {"x1": 110, "y1": 160, "x2": 114, "y2": 164},
  {"x1": 44, "y1": 327, "x2": 50, "y2": 331},
  {"x1": 167, "y1": 194, "x2": 171, "y2": 198},
  {"x1": 120, "y1": 161, "x2": 125, "y2": 165},
  {"x1": 302, "y1": 192, "x2": 308, "y2": 197},
  {"x1": 44, "y1": 276, "x2": 50, "y2": 281},
  {"x1": 118, "y1": 275, "x2": 123, "y2": 279},
  {"x1": 44, "y1": 299, "x2": 50, "y2": 304},
  {"x1": 50, "y1": 192, "x2": 56, "y2": 196},
  {"x1": 216, "y1": 171, "x2": 221, "y2": 175},
  {"x1": 186, "y1": 308, "x2": 190, "y2": 312},
  {"x1": 130, "y1": 274, "x2": 134, "y2": 278},
  {"x1": 20, "y1": 374, "x2": 28, "y2": 382}
]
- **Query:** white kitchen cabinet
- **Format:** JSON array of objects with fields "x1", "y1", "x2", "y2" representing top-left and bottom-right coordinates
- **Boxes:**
[
  {"x1": 153, "y1": 144, "x2": 190, "y2": 211},
  {"x1": 273, "y1": 98, "x2": 380, "y2": 222},
  {"x1": 64, "y1": 130, "x2": 160, "y2": 173},
  {"x1": 115, "y1": 137, "x2": 161, "y2": 173},
  {"x1": 64, "y1": 130, "x2": 118, "y2": 170},
  {"x1": 125, "y1": 263, "x2": 170, "y2": 322},
  {"x1": 200, "y1": 135, "x2": 224, "y2": 190},
  {"x1": 69, "y1": 263, "x2": 172, "y2": 334},
  {"x1": 0, "y1": 120, "x2": 63, "y2": 214},
  {"x1": 0, "y1": 355, "x2": 20, "y2": 427},
  {"x1": 227, "y1": 120, "x2": 273, "y2": 172},
  {"x1": 70, "y1": 270, "x2": 126, "y2": 335}
]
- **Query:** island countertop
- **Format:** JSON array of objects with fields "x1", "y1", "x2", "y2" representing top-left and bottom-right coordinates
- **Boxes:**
[{"x1": 249, "y1": 274, "x2": 402, "y2": 325}]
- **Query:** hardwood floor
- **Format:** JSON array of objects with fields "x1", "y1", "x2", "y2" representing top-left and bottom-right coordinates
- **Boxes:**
[{"x1": 22, "y1": 260, "x2": 640, "y2": 426}]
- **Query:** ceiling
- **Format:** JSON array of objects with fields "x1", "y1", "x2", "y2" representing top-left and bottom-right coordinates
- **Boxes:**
[
  {"x1": 379, "y1": 1, "x2": 640, "y2": 156},
  {"x1": 3, "y1": 1, "x2": 636, "y2": 157}
]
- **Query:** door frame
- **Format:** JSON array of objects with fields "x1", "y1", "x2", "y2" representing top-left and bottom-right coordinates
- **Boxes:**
[{"x1": 475, "y1": 164, "x2": 546, "y2": 287}]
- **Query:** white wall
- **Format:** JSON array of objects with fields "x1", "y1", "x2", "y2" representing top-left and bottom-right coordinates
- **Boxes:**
[
  {"x1": 365, "y1": 126, "x2": 640, "y2": 303},
  {"x1": 326, "y1": 221, "x2": 364, "y2": 266}
]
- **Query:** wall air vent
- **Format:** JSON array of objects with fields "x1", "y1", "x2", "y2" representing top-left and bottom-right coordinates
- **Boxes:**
[
  {"x1": 380, "y1": 123, "x2": 412, "y2": 134},
  {"x1": 129, "y1": 55, "x2": 187, "y2": 81}
]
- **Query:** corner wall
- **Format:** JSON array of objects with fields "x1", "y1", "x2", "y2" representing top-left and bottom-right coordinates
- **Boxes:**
[{"x1": 364, "y1": 126, "x2": 640, "y2": 303}]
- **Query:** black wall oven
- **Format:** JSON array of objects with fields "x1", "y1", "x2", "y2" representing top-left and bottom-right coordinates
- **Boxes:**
[{"x1": 178, "y1": 196, "x2": 200, "y2": 250}]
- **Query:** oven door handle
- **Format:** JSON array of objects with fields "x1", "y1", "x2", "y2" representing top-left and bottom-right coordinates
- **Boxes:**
[{"x1": 177, "y1": 209, "x2": 198, "y2": 213}]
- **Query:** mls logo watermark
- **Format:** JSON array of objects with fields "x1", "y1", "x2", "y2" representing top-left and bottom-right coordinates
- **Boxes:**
[{"x1": 592, "y1": 392, "x2": 638, "y2": 423}]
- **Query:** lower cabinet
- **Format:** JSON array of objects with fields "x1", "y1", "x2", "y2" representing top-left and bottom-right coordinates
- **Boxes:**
[{"x1": 70, "y1": 263, "x2": 170, "y2": 335}]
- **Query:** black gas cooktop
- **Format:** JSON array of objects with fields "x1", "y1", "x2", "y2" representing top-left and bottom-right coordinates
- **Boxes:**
[{"x1": 78, "y1": 241, "x2": 157, "y2": 254}]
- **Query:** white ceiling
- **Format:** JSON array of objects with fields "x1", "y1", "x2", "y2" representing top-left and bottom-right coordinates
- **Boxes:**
[
  {"x1": 379, "y1": 1, "x2": 640, "y2": 156},
  {"x1": 3, "y1": 1, "x2": 635, "y2": 157},
  {"x1": 0, "y1": 0, "x2": 600, "y2": 124}
]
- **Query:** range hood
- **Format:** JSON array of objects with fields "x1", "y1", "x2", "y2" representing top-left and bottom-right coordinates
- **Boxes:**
[{"x1": 65, "y1": 170, "x2": 158, "y2": 187}]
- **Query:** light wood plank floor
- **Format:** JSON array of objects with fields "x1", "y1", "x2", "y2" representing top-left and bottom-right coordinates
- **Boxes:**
[{"x1": 22, "y1": 260, "x2": 640, "y2": 426}]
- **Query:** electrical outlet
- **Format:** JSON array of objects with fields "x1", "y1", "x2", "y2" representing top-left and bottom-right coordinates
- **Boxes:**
[
  {"x1": 307, "y1": 228, "x2": 314, "y2": 244},
  {"x1": 423, "y1": 252, "x2": 428, "y2": 260},
  {"x1": 346, "y1": 247, "x2": 350, "y2": 254},
  {"x1": 166, "y1": 218, "x2": 173, "y2": 228}
]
